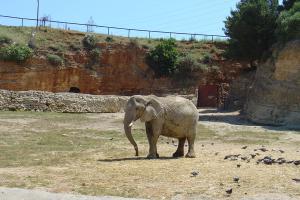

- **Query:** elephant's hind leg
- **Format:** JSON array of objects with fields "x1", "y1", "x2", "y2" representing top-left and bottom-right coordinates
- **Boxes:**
[
  {"x1": 186, "y1": 134, "x2": 196, "y2": 158},
  {"x1": 172, "y1": 138, "x2": 186, "y2": 157}
]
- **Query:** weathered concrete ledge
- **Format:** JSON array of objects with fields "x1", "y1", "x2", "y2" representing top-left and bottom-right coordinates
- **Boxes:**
[{"x1": 0, "y1": 90, "x2": 129, "y2": 113}]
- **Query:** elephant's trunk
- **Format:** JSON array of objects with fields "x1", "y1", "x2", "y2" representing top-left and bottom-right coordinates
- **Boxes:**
[{"x1": 124, "y1": 120, "x2": 139, "y2": 156}]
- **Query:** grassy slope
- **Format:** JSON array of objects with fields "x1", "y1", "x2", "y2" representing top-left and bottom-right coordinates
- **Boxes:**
[{"x1": 0, "y1": 25, "x2": 227, "y2": 61}]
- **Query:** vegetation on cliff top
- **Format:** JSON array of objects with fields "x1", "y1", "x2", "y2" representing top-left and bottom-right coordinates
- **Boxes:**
[{"x1": 224, "y1": 0, "x2": 300, "y2": 63}]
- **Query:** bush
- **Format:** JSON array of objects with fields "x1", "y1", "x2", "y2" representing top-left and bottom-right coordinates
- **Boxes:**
[
  {"x1": 47, "y1": 54, "x2": 63, "y2": 66},
  {"x1": 105, "y1": 36, "x2": 114, "y2": 42},
  {"x1": 176, "y1": 54, "x2": 199, "y2": 74},
  {"x1": 276, "y1": 2, "x2": 300, "y2": 42},
  {"x1": 0, "y1": 35, "x2": 13, "y2": 46},
  {"x1": 147, "y1": 39, "x2": 178, "y2": 77},
  {"x1": 90, "y1": 48, "x2": 101, "y2": 62},
  {"x1": 0, "y1": 44, "x2": 33, "y2": 63},
  {"x1": 82, "y1": 34, "x2": 98, "y2": 49},
  {"x1": 201, "y1": 53, "x2": 213, "y2": 64}
]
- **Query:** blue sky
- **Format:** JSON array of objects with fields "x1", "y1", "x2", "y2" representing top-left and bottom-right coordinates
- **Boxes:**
[{"x1": 0, "y1": 0, "x2": 283, "y2": 39}]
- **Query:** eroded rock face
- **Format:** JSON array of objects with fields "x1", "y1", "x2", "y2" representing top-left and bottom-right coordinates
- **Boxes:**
[{"x1": 245, "y1": 40, "x2": 300, "y2": 128}]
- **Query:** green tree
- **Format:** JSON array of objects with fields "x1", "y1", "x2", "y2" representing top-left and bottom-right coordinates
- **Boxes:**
[
  {"x1": 224, "y1": 0, "x2": 278, "y2": 62},
  {"x1": 276, "y1": 2, "x2": 300, "y2": 42},
  {"x1": 147, "y1": 39, "x2": 178, "y2": 77}
]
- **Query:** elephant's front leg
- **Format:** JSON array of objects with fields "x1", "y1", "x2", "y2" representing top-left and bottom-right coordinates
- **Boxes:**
[{"x1": 145, "y1": 122, "x2": 160, "y2": 159}]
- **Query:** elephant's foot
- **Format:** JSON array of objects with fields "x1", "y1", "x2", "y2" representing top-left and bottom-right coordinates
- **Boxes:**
[
  {"x1": 147, "y1": 153, "x2": 159, "y2": 159},
  {"x1": 172, "y1": 151, "x2": 184, "y2": 158},
  {"x1": 185, "y1": 152, "x2": 196, "y2": 158}
]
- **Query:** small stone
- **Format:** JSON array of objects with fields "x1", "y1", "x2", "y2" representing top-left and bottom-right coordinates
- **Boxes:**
[
  {"x1": 262, "y1": 156, "x2": 274, "y2": 165},
  {"x1": 166, "y1": 141, "x2": 169, "y2": 144},
  {"x1": 211, "y1": 142, "x2": 214, "y2": 145},
  {"x1": 225, "y1": 188, "x2": 233, "y2": 195},
  {"x1": 109, "y1": 138, "x2": 113, "y2": 140},
  {"x1": 258, "y1": 147, "x2": 268, "y2": 152},
  {"x1": 279, "y1": 149, "x2": 285, "y2": 153},
  {"x1": 294, "y1": 160, "x2": 300, "y2": 166},
  {"x1": 287, "y1": 160, "x2": 294, "y2": 164},
  {"x1": 215, "y1": 152, "x2": 219, "y2": 156},
  {"x1": 233, "y1": 176, "x2": 239, "y2": 182},
  {"x1": 237, "y1": 164, "x2": 241, "y2": 168},
  {"x1": 241, "y1": 156, "x2": 248, "y2": 161},
  {"x1": 250, "y1": 154, "x2": 256, "y2": 159},
  {"x1": 81, "y1": 183, "x2": 86, "y2": 186},
  {"x1": 190, "y1": 171, "x2": 199, "y2": 177},
  {"x1": 276, "y1": 157, "x2": 286, "y2": 164},
  {"x1": 241, "y1": 146, "x2": 248, "y2": 149},
  {"x1": 202, "y1": 144, "x2": 205, "y2": 147},
  {"x1": 292, "y1": 178, "x2": 300, "y2": 183}
]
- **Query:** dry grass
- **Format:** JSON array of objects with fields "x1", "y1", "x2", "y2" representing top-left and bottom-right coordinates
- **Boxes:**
[{"x1": 0, "y1": 111, "x2": 299, "y2": 199}]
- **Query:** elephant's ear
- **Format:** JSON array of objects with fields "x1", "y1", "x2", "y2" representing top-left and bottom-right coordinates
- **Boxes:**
[{"x1": 140, "y1": 99, "x2": 162, "y2": 122}]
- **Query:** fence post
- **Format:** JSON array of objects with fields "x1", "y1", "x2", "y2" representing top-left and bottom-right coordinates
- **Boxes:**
[
  {"x1": 128, "y1": 29, "x2": 130, "y2": 38},
  {"x1": 212, "y1": 35, "x2": 214, "y2": 42},
  {"x1": 107, "y1": 27, "x2": 110, "y2": 35},
  {"x1": 21, "y1": 18, "x2": 24, "y2": 27},
  {"x1": 148, "y1": 31, "x2": 151, "y2": 39},
  {"x1": 169, "y1": 32, "x2": 172, "y2": 38}
]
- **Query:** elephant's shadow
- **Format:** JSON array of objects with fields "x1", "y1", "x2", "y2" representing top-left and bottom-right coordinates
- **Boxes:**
[{"x1": 98, "y1": 156, "x2": 179, "y2": 162}]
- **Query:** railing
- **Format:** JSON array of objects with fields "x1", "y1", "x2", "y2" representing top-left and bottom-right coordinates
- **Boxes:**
[{"x1": 0, "y1": 14, "x2": 228, "y2": 41}]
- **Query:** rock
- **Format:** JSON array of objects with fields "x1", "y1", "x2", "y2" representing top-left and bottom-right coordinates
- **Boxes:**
[
  {"x1": 279, "y1": 149, "x2": 285, "y2": 153},
  {"x1": 190, "y1": 171, "x2": 199, "y2": 177},
  {"x1": 292, "y1": 178, "x2": 300, "y2": 183},
  {"x1": 224, "y1": 154, "x2": 240, "y2": 160},
  {"x1": 241, "y1": 156, "x2": 248, "y2": 161},
  {"x1": 233, "y1": 176, "x2": 240, "y2": 183},
  {"x1": 250, "y1": 154, "x2": 256, "y2": 159},
  {"x1": 0, "y1": 90, "x2": 129, "y2": 113},
  {"x1": 237, "y1": 164, "x2": 241, "y2": 168},
  {"x1": 260, "y1": 156, "x2": 275, "y2": 165},
  {"x1": 244, "y1": 40, "x2": 300, "y2": 128},
  {"x1": 276, "y1": 157, "x2": 286, "y2": 164},
  {"x1": 225, "y1": 188, "x2": 233, "y2": 195},
  {"x1": 294, "y1": 160, "x2": 300, "y2": 166},
  {"x1": 241, "y1": 146, "x2": 248, "y2": 149},
  {"x1": 258, "y1": 147, "x2": 268, "y2": 152}
]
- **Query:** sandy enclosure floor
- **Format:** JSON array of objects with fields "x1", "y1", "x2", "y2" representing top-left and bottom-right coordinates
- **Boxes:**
[{"x1": 0, "y1": 110, "x2": 299, "y2": 200}]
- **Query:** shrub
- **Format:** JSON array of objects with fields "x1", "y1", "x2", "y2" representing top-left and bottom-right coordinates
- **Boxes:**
[
  {"x1": 82, "y1": 34, "x2": 98, "y2": 49},
  {"x1": 147, "y1": 39, "x2": 178, "y2": 77},
  {"x1": 105, "y1": 36, "x2": 114, "y2": 42},
  {"x1": 0, "y1": 44, "x2": 33, "y2": 63},
  {"x1": 0, "y1": 35, "x2": 13, "y2": 46},
  {"x1": 276, "y1": 2, "x2": 300, "y2": 42},
  {"x1": 129, "y1": 39, "x2": 139, "y2": 48},
  {"x1": 201, "y1": 53, "x2": 213, "y2": 64},
  {"x1": 47, "y1": 54, "x2": 63, "y2": 66},
  {"x1": 176, "y1": 54, "x2": 199, "y2": 74},
  {"x1": 90, "y1": 48, "x2": 101, "y2": 62}
]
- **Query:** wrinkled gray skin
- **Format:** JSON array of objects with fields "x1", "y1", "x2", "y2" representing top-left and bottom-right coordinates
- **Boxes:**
[{"x1": 123, "y1": 95, "x2": 198, "y2": 159}]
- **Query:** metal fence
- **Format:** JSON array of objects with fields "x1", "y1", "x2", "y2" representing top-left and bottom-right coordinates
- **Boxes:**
[{"x1": 0, "y1": 14, "x2": 228, "y2": 41}]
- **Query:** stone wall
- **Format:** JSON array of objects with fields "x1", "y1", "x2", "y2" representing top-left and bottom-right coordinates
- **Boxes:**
[
  {"x1": 0, "y1": 90, "x2": 129, "y2": 113},
  {"x1": 244, "y1": 40, "x2": 300, "y2": 128},
  {"x1": 0, "y1": 90, "x2": 197, "y2": 113}
]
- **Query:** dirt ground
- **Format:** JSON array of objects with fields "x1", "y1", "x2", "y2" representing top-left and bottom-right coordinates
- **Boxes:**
[{"x1": 0, "y1": 109, "x2": 299, "y2": 200}]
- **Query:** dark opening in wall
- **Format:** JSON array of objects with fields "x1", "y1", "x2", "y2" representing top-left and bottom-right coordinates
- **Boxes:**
[{"x1": 69, "y1": 87, "x2": 80, "y2": 93}]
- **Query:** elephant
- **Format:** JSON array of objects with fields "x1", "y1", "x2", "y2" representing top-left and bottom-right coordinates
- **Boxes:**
[{"x1": 123, "y1": 95, "x2": 199, "y2": 159}]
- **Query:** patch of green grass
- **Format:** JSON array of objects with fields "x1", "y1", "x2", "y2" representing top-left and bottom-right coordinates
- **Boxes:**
[
  {"x1": 0, "y1": 128, "x2": 123, "y2": 167},
  {"x1": 221, "y1": 131, "x2": 282, "y2": 144}
]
